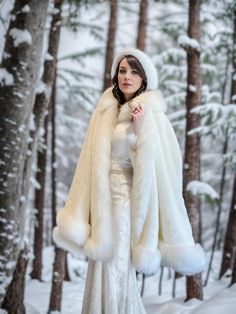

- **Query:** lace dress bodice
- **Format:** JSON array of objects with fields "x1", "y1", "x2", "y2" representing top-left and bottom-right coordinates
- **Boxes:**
[{"x1": 111, "y1": 103, "x2": 133, "y2": 172}]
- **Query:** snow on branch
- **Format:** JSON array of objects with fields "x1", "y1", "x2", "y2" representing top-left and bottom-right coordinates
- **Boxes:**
[
  {"x1": 178, "y1": 34, "x2": 200, "y2": 51},
  {"x1": 187, "y1": 180, "x2": 219, "y2": 203},
  {"x1": 191, "y1": 102, "x2": 223, "y2": 121},
  {"x1": 9, "y1": 28, "x2": 32, "y2": 47},
  {"x1": 188, "y1": 103, "x2": 236, "y2": 137}
]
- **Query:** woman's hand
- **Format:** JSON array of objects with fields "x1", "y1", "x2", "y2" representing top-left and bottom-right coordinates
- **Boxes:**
[{"x1": 131, "y1": 103, "x2": 144, "y2": 135}]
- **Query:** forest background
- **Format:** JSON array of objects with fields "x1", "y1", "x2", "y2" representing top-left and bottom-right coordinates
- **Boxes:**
[{"x1": 0, "y1": 0, "x2": 235, "y2": 313}]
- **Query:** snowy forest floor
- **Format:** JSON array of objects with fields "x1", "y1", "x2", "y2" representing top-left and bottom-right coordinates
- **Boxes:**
[{"x1": 22, "y1": 247, "x2": 236, "y2": 314}]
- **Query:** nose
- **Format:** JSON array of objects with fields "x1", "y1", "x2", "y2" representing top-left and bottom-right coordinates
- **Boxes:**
[{"x1": 124, "y1": 71, "x2": 131, "y2": 80}]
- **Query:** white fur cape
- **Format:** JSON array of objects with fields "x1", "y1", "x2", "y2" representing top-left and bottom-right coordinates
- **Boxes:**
[{"x1": 53, "y1": 87, "x2": 205, "y2": 276}]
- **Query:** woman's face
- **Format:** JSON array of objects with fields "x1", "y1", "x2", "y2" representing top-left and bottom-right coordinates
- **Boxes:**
[{"x1": 117, "y1": 58, "x2": 143, "y2": 102}]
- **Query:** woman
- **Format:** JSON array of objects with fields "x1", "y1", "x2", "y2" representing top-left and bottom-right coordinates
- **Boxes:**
[{"x1": 53, "y1": 48, "x2": 205, "y2": 313}]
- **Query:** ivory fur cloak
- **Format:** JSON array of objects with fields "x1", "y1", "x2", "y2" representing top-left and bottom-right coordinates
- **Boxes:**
[{"x1": 53, "y1": 87, "x2": 205, "y2": 276}]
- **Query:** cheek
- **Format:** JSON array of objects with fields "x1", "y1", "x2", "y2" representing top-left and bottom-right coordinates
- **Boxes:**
[
  {"x1": 135, "y1": 77, "x2": 142, "y2": 89},
  {"x1": 117, "y1": 74, "x2": 122, "y2": 86}
]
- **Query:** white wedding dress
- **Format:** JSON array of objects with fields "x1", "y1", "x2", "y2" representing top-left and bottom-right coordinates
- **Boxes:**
[{"x1": 81, "y1": 103, "x2": 146, "y2": 314}]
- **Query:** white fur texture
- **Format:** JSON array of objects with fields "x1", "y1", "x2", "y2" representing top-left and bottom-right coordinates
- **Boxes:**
[
  {"x1": 160, "y1": 242, "x2": 206, "y2": 275},
  {"x1": 133, "y1": 245, "x2": 161, "y2": 275},
  {"x1": 56, "y1": 208, "x2": 90, "y2": 246},
  {"x1": 84, "y1": 237, "x2": 113, "y2": 262},
  {"x1": 53, "y1": 227, "x2": 84, "y2": 258},
  {"x1": 53, "y1": 87, "x2": 205, "y2": 276},
  {"x1": 111, "y1": 48, "x2": 158, "y2": 90}
]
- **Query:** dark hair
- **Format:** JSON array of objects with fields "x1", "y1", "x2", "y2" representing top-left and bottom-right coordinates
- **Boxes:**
[{"x1": 112, "y1": 55, "x2": 147, "y2": 105}]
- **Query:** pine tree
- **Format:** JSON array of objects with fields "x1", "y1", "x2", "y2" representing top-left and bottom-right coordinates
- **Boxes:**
[
  {"x1": 182, "y1": 0, "x2": 203, "y2": 301},
  {"x1": 0, "y1": 0, "x2": 48, "y2": 305},
  {"x1": 103, "y1": 0, "x2": 117, "y2": 91},
  {"x1": 136, "y1": 0, "x2": 148, "y2": 51}
]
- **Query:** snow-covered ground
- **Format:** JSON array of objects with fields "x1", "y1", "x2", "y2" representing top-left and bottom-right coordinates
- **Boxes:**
[{"x1": 24, "y1": 246, "x2": 236, "y2": 314}]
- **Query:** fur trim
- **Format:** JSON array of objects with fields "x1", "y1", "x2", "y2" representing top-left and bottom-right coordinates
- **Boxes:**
[
  {"x1": 53, "y1": 227, "x2": 84, "y2": 258},
  {"x1": 84, "y1": 237, "x2": 113, "y2": 262},
  {"x1": 132, "y1": 245, "x2": 161, "y2": 275},
  {"x1": 98, "y1": 87, "x2": 167, "y2": 114},
  {"x1": 56, "y1": 208, "x2": 90, "y2": 246},
  {"x1": 159, "y1": 242, "x2": 206, "y2": 275},
  {"x1": 111, "y1": 48, "x2": 158, "y2": 90}
]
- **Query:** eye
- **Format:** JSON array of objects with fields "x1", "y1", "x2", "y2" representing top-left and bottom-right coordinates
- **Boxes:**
[
  {"x1": 119, "y1": 69, "x2": 126, "y2": 74},
  {"x1": 131, "y1": 69, "x2": 139, "y2": 75}
]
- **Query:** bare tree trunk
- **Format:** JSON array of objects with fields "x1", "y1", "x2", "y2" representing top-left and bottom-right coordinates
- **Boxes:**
[
  {"x1": 219, "y1": 174, "x2": 236, "y2": 279},
  {"x1": 30, "y1": 0, "x2": 63, "y2": 280},
  {"x1": 136, "y1": 0, "x2": 148, "y2": 51},
  {"x1": 2, "y1": 245, "x2": 29, "y2": 313},
  {"x1": 0, "y1": 0, "x2": 48, "y2": 305},
  {"x1": 172, "y1": 272, "x2": 182, "y2": 298},
  {"x1": 31, "y1": 116, "x2": 49, "y2": 280},
  {"x1": 64, "y1": 255, "x2": 71, "y2": 281},
  {"x1": 204, "y1": 137, "x2": 228, "y2": 286},
  {"x1": 215, "y1": 49, "x2": 231, "y2": 254},
  {"x1": 48, "y1": 77, "x2": 66, "y2": 312},
  {"x1": 103, "y1": 0, "x2": 117, "y2": 91},
  {"x1": 140, "y1": 274, "x2": 146, "y2": 297},
  {"x1": 230, "y1": 247, "x2": 236, "y2": 286},
  {"x1": 48, "y1": 247, "x2": 66, "y2": 313},
  {"x1": 158, "y1": 266, "x2": 164, "y2": 295},
  {"x1": 219, "y1": 7, "x2": 236, "y2": 280},
  {"x1": 51, "y1": 76, "x2": 57, "y2": 231},
  {"x1": 183, "y1": 0, "x2": 203, "y2": 301},
  {"x1": 48, "y1": 62, "x2": 66, "y2": 311}
]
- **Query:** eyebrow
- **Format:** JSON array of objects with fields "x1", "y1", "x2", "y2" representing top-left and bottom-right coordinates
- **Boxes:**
[{"x1": 119, "y1": 66, "x2": 136, "y2": 70}]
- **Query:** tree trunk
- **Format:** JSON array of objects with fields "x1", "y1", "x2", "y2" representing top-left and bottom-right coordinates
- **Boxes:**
[
  {"x1": 1, "y1": 245, "x2": 29, "y2": 313},
  {"x1": 158, "y1": 266, "x2": 164, "y2": 295},
  {"x1": 204, "y1": 137, "x2": 228, "y2": 286},
  {"x1": 183, "y1": 0, "x2": 203, "y2": 301},
  {"x1": 136, "y1": 0, "x2": 148, "y2": 51},
  {"x1": 31, "y1": 115, "x2": 49, "y2": 280},
  {"x1": 0, "y1": 0, "x2": 48, "y2": 305},
  {"x1": 48, "y1": 247, "x2": 66, "y2": 313},
  {"x1": 230, "y1": 247, "x2": 236, "y2": 286},
  {"x1": 48, "y1": 51, "x2": 66, "y2": 311},
  {"x1": 30, "y1": 0, "x2": 63, "y2": 281},
  {"x1": 219, "y1": 174, "x2": 236, "y2": 279},
  {"x1": 219, "y1": 7, "x2": 236, "y2": 280},
  {"x1": 103, "y1": 0, "x2": 117, "y2": 91},
  {"x1": 48, "y1": 77, "x2": 66, "y2": 312},
  {"x1": 51, "y1": 75, "x2": 57, "y2": 231},
  {"x1": 64, "y1": 254, "x2": 71, "y2": 281}
]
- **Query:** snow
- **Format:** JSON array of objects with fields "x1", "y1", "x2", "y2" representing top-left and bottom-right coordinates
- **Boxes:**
[
  {"x1": 24, "y1": 247, "x2": 236, "y2": 314},
  {"x1": 0, "y1": 68, "x2": 14, "y2": 86},
  {"x1": 191, "y1": 284, "x2": 236, "y2": 314},
  {"x1": 36, "y1": 80, "x2": 47, "y2": 94},
  {"x1": 189, "y1": 84, "x2": 197, "y2": 92},
  {"x1": 21, "y1": 5, "x2": 31, "y2": 13},
  {"x1": 4, "y1": 118, "x2": 16, "y2": 126},
  {"x1": 29, "y1": 113, "x2": 36, "y2": 131},
  {"x1": 45, "y1": 52, "x2": 54, "y2": 61},
  {"x1": 178, "y1": 35, "x2": 201, "y2": 51},
  {"x1": 187, "y1": 180, "x2": 219, "y2": 201},
  {"x1": 5, "y1": 261, "x2": 16, "y2": 270},
  {"x1": 9, "y1": 28, "x2": 32, "y2": 47}
]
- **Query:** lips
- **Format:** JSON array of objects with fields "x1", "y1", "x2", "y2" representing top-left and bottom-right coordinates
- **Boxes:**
[{"x1": 122, "y1": 83, "x2": 132, "y2": 87}]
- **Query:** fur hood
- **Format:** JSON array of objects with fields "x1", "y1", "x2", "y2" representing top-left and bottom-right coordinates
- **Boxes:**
[{"x1": 53, "y1": 88, "x2": 205, "y2": 276}]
